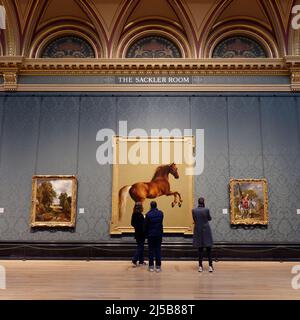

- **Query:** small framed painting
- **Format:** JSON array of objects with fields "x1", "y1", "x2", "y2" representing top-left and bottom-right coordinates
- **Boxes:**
[
  {"x1": 230, "y1": 178, "x2": 269, "y2": 225},
  {"x1": 31, "y1": 175, "x2": 77, "y2": 228}
]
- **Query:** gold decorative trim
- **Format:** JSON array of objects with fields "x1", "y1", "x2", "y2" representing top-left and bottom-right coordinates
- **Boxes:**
[
  {"x1": 0, "y1": 57, "x2": 292, "y2": 74},
  {"x1": 285, "y1": 56, "x2": 300, "y2": 67},
  {"x1": 0, "y1": 84, "x2": 291, "y2": 92},
  {"x1": 287, "y1": 55, "x2": 300, "y2": 92},
  {"x1": 3, "y1": 72, "x2": 17, "y2": 91},
  {"x1": 0, "y1": 56, "x2": 299, "y2": 92},
  {"x1": 291, "y1": 70, "x2": 300, "y2": 92},
  {"x1": 2, "y1": 0, "x2": 20, "y2": 55}
]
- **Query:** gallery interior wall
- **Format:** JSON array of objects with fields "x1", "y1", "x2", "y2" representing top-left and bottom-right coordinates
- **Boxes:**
[{"x1": 0, "y1": 93, "x2": 299, "y2": 244}]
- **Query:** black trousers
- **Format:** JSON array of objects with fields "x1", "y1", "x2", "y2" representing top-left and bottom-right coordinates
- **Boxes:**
[
  {"x1": 132, "y1": 239, "x2": 145, "y2": 264},
  {"x1": 198, "y1": 247, "x2": 213, "y2": 267}
]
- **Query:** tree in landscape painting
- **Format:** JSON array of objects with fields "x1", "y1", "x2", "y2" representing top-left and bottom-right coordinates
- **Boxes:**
[
  {"x1": 35, "y1": 180, "x2": 72, "y2": 222},
  {"x1": 31, "y1": 176, "x2": 77, "y2": 227},
  {"x1": 36, "y1": 181, "x2": 57, "y2": 215},
  {"x1": 59, "y1": 192, "x2": 72, "y2": 218}
]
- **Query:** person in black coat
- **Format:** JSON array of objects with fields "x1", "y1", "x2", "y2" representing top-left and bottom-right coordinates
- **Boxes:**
[
  {"x1": 131, "y1": 202, "x2": 146, "y2": 267},
  {"x1": 144, "y1": 201, "x2": 164, "y2": 272},
  {"x1": 192, "y1": 197, "x2": 214, "y2": 272}
]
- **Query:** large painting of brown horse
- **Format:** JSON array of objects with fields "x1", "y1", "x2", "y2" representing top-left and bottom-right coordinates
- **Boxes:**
[{"x1": 118, "y1": 163, "x2": 183, "y2": 219}]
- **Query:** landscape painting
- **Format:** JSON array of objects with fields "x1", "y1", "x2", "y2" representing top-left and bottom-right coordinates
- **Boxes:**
[
  {"x1": 230, "y1": 179, "x2": 268, "y2": 225},
  {"x1": 31, "y1": 175, "x2": 77, "y2": 227}
]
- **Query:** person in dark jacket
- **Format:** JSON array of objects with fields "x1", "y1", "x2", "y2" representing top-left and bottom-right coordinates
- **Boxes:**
[
  {"x1": 131, "y1": 202, "x2": 146, "y2": 267},
  {"x1": 192, "y1": 197, "x2": 214, "y2": 273},
  {"x1": 144, "y1": 201, "x2": 164, "y2": 272}
]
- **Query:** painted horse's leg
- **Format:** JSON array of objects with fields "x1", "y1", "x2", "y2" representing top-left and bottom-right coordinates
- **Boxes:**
[
  {"x1": 165, "y1": 191, "x2": 178, "y2": 207},
  {"x1": 166, "y1": 191, "x2": 183, "y2": 208}
]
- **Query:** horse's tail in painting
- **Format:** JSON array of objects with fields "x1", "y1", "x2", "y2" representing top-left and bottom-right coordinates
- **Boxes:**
[{"x1": 118, "y1": 185, "x2": 131, "y2": 220}]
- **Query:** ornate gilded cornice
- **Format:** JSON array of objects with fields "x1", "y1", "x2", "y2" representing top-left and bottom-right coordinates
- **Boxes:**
[
  {"x1": 0, "y1": 56, "x2": 299, "y2": 91},
  {"x1": 290, "y1": 70, "x2": 300, "y2": 92},
  {"x1": 3, "y1": 72, "x2": 18, "y2": 91},
  {"x1": 285, "y1": 56, "x2": 300, "y2": 68},
  {"x1": 0, "y1": 56, "x2": 22, "y2": 91},
  {"x1": 286, "y1": 56, "x2": 300, "y2": 92},
  {"x1": 0, "y1": 57, "x2": 292, "y2": 75}
]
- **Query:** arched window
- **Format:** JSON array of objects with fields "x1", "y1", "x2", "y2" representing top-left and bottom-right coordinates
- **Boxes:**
[
  {"x1": 41, "y1": 36, "x2": 95, "y2": 58},
  {"x1": 126, "y1": 36, "x2": 182, "y2": 58},
  {"x1": 212, "y1": 36, "x2": 267, "y2": 58}
]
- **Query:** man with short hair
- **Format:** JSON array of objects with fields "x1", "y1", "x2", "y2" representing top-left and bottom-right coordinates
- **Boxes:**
[{"x1": 144, "y1": 201, "x2": 164, "y2": 272}]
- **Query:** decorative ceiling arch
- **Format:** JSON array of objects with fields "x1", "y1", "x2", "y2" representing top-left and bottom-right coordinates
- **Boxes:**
[
  {"x1": 40, "y1": 35, "x2": 96, "y2": 58},
  {"x1": 0, "y1": 0, "x2": 297, "y2": 59},
  {"x1": 125, "y1": 35, "x2": 182, "y2": 58},
  {"x1": 274, "y1": 0, "x2": 295, "y2": 32},
  {"x1": 109, "y1": 0, "x2": 158, "y2": 58},
  {"x1": 290, "y1": 30, "x2": 300, "y2": 55},
  {"x1": 212, "y1": 36, "x2": 268, "y2": 58},
  {"x1": 2, "y1": 0, "x2": 21, "y2": 55},
  {"x1": 288, "y1": 0, "x2": 299, "y2": 55},
  {"x1": 259, "y1": 0, "x2": 287, "y2": 56},
  {"x1": 117, "y1": 17, "x2": 191, "y2": 58},
  {"x1": 21, "y1": 0, "x2": 47, "y2": 56},
  {"x1": 29, "y1": 21, "x2": 102, "y2": 58},
  {"x1": 167, "y1": 0, "x2": 198, "y2": 58},
  {"x1": 73, "y1": 0, "x2": 109, "y2": 57},
  {"x1": 205, "y1": 19, "x2": 279, "y2": 58}
]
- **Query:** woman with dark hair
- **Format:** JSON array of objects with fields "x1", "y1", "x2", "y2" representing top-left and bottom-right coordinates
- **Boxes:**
[
  {"x1": 131, "y1": 202, "x2": 146, "y2": 267},
  {"x1": 192, "y1": 197, "x2": 214, "y2": 272}
]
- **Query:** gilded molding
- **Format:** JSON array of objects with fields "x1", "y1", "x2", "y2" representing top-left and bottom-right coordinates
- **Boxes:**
[
  {"x1": 0, "y1": 57, "x2": 290, "y2": 74},
  {"x1": 291, "y1": 70, "x2": 300, "y2": 92},
  {"x1": 3, "y1": 72, "x2": 18, "y2": 91},
  {"x1": 1, "y1": 84, "x2": 290, "y2": 92},
  {"x1": 286, "y1": 56, "x2": 300, "y2": 91},
  {"x1": 0, "y1": 56, "x2": 299, "y2": 92},
  {"x1": 2, "y1": 0, "x2": 20, "y2": 56}
]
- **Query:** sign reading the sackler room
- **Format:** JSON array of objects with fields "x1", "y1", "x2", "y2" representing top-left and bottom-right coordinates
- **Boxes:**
[{"x1": 116, "y1": 76, "x2": 192, "y2": 84}]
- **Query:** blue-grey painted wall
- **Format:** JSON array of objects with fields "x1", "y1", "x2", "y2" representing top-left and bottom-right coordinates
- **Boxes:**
[{"x1": 0, "y1": 93, "x2": 299, "y2": 243}]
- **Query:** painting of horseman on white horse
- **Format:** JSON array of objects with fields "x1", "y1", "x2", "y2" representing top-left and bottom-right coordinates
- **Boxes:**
[{"x1": 230, "y1": 179, "x2": 269, "y2": 225}]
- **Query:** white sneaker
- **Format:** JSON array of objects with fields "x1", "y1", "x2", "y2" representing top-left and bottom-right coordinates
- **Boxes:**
[
  {"x1": 208, "y1": 266, "x2": 214, "y2": 273},
  {"x1": 198, "y1": 266, "x2": 203, "y2": 272},
  {"x1": 156, "y1": 267, "x2": 161, "y2": 273},
  {"x1": 149, "y1": 267, "x2": 154, "y2": 272}
]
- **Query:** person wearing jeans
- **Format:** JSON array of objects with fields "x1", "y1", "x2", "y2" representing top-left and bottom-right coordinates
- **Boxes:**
[
  {"x1": 147, "y1": 237, "x2": 162, "y2": 270},
  {"x1": 192, "y1": 197, "x2": 214, "y2": 272},
  {"x1": 144, "y1": 201, "x2": 164, "y2": 272}
]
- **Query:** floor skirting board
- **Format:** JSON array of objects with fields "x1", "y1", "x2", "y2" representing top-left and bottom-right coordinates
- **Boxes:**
[{"x1": 0, "y1": 242, "x2": 299, "y2": 261}]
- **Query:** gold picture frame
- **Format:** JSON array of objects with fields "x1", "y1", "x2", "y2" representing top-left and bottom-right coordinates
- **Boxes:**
[
  {"x1": 230, "y1": 178, "x2": 269, "y2": 225},
  {"x1": 31, "y1": 175, "x2": 78, "y2": 228},
  {"x1": 110, "y1": 136, "x2": 194, "y2": 234}
]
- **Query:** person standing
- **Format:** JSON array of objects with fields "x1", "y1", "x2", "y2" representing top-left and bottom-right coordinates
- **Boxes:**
[
  {"x1": 144, "y1": 201, "x2": 164, "y2": 272},
  {"x1": 192, "y1": 197, "x2": 214, "y2": 272},
  {"x1": 131, "y1": 202, "x2": 146, "y2": 267}
]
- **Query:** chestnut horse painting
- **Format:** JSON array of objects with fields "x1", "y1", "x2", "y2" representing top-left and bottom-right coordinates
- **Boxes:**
[{"x1": 118, "y1": 163, "x2": 183, "y2": 219}]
